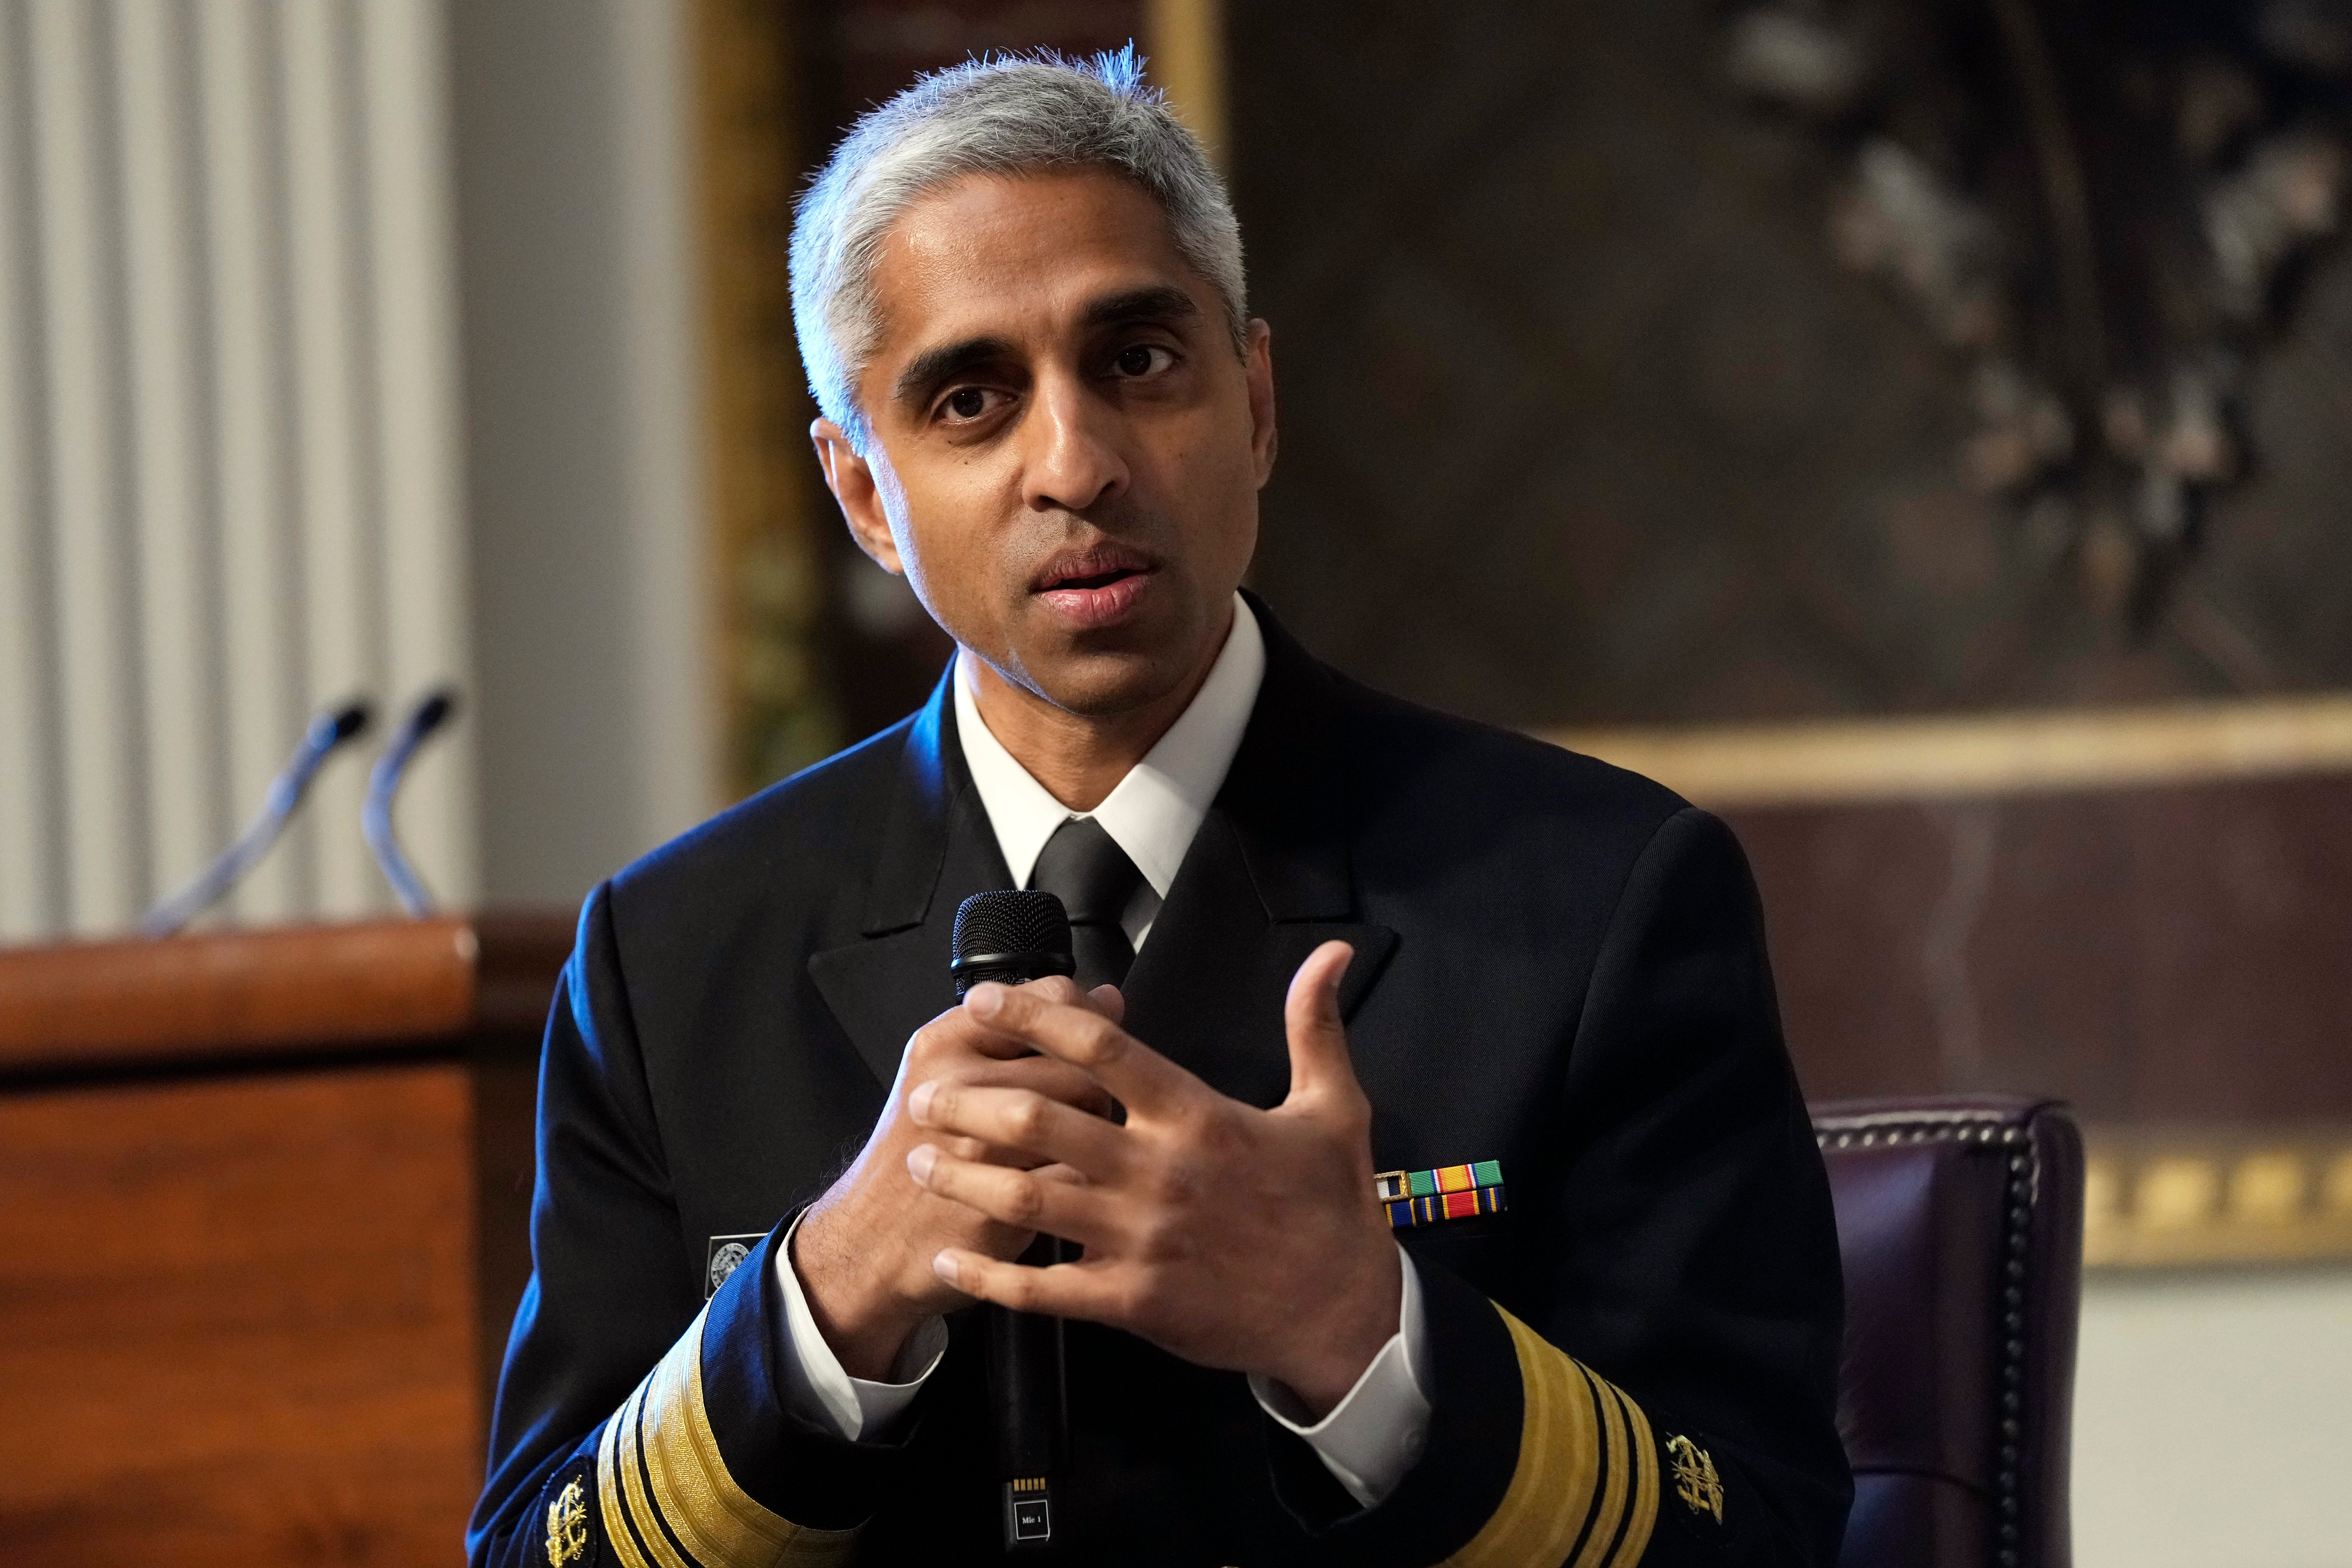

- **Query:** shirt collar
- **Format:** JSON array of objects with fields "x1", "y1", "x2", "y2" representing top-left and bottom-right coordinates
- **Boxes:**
[{"x1": 953, "y1": 592, "x2": 1266, "y2": 896}]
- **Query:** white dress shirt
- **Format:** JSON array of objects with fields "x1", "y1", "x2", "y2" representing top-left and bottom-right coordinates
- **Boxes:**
[{"x1": 772, "y1": 594, "x2": 1432, "y2": 1507}]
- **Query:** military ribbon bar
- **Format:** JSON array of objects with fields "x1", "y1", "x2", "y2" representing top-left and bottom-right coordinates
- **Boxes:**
[{"x1": 1376, "y1": 1161, "x2": 1506, "y2": 1228}]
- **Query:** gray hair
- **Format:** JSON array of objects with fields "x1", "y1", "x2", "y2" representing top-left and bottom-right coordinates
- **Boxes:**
[{"x1": 789, "y1": 47, "x2": 1246, "y2": 452}]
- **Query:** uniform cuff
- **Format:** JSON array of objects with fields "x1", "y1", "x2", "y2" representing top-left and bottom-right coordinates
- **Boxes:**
[
  {"x1": 532, "y1": 1223, "x2": 909, "y2": 1568},
  {"x1": 774, "y1": 1212, "x2": 948, "y2": 1441},
  {"x1": 1249, "y1": 1244, "x2": 1431, "y2": 1507},
  {"x1": 1265, "y1": 1256, "x2": 1662, "y2": 1568}
]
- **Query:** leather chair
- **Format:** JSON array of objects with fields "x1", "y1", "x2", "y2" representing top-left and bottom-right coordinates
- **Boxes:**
[{"x1": 1811, "y1": 1096, "x2": 2084, "y2": 1568}]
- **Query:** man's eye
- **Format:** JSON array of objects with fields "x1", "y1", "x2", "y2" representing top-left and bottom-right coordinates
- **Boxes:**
[
  {"x1": 944, "y1": 387, "x2": 989, "y2": 420},
  {"x1": 1112, "y1": 344, "x2": 1171, "y2": 378}
]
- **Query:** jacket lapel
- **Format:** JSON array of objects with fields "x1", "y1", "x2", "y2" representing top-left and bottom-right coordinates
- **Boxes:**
[
  {"x1": 1121, "y1": 600, "x2": 1398, "y2": 1108},
  {"x1": 810, "y1": 602, "x2": 1398, "y2": 1103},
  {"x1": 808, "y1": 678, "x2": 1013, "y2": 1087}
]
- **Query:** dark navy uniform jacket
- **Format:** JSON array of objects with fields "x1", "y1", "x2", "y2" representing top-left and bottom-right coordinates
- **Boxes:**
[{"x1": 469, "y1": 598, "x2": 1851, "y2": 1568}]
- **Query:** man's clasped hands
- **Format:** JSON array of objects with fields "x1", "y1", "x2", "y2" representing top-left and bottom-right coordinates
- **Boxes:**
[{"x1": 790, "y1": 939, "x2": 1400, "y2": 1419}]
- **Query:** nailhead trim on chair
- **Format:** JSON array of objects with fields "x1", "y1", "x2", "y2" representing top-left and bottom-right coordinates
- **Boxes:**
[{"x1": 1813, "y1": 1110, "x2": 2040, "y2": 1568}]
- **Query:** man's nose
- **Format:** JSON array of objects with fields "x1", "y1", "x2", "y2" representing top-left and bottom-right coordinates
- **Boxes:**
[{"x1": 1020, "y1": 374, "x2": 1129, "y2": 514}]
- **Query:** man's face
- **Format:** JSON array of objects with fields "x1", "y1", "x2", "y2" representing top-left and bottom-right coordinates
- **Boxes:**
[{"x1": 813, "y1": 169, "x2": 1276, "y2": 719}]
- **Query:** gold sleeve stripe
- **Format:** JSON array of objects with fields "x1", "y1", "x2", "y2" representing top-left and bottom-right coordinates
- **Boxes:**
[
  {"x1": 1607, "y1": 1379, "x2": 1659, "y2": 1567},
  {"x1": 1438, "y1": 1306, "x2": 1662, "y2": 1568},
  {"x1": 615, "y1": 1379, "x2": 695, "y2": 1568},
  {"x1": 1564, "y1": 1362, "x2": 1631, "y2": 1568},
  {"x1": 602, "y1": 1382, "x2": 668, "y2": 1568},
  {"x1": 594, "y1": 1306, "x2": 862, "y2": 1568}
]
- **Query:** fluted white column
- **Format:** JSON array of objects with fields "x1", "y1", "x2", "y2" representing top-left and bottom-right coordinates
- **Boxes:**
[
  {"x1": 197, "y1": 0, "x2": 306, "y2": 927},
  {"x1": 0, "y1": 0, "x2": 478, "y2": 940},
  {"x1": 114, "y1": 0, "x2": 226, "y2": 908},
  {"x1": 29, "y1": 0, "x2": 142, "y2": 932},
  {"x1": 362, "y1": 0, "x2": 477, "y2": 911},
  {"x1": 0, "y1": 3, "x2": 59, "y2": 940},
  {"x1": 281, "y1": 0, "x2": 385, "y2": 917}
]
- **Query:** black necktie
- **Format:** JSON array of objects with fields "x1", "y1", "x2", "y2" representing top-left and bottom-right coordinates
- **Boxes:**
[{"x1": 1028, "y1": 816, "x2": 1144, "y2": 990}]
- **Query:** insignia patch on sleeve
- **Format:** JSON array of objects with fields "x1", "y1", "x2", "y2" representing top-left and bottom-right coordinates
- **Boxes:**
[
  {"x1": 1665, "y1": 1434, "x2": 1725, "y2": 1525},
  {"x1": 545, "y1": 1474, "x2": 589, "y2": 1565},
  {"x1": 705, "y1": 1233, "x2": 765, "y2": 1299}
]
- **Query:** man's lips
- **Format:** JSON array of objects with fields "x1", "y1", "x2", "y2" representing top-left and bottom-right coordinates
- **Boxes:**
[
  {"x1": 1031, "y1": 545, "x2": 1158, "y2": 629},
  {"x1": 1031, "y1": 544, "x2": 1155, "y2": 594}
]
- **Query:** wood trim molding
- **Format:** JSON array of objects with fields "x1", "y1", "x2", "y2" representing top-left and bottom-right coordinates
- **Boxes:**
[
  {"x1": 2084, "y1": 1126, "x2": 2352, "y2": 1269},
  {"x1": 689, "y1": 0, "x2": 836, "y2": 794},
  {"x1": 1541, "y1": 692, "x2": 2352, "y2": 809},
  {"x1": 0, "y1": 915, "x2": 572, "y2": 1077},
  {"x1": 1145, "y1": 0, "x2": 1227, "y2": 166}
]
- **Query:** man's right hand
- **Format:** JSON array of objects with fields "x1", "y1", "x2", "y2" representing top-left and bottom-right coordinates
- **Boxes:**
[{"x1": 791, "y1": 977, "x2": 1121, "y2": 1380}]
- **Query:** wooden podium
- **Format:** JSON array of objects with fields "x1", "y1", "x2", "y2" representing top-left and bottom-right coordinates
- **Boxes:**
[{"x1": 0, "y1": 915, "x2": 572, "y2": 1565}]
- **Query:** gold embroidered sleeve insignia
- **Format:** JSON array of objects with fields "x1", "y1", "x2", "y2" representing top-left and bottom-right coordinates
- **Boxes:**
[
  {"x1": 1665, "y1": 1434, "x2": 1725, "y2": 1524},
  {"x1": 546, "y1": 1476, "x2": 589, "y2": 1565}
]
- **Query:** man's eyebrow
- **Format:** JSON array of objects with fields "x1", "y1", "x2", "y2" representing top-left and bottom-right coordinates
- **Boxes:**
[
  {"x1": 892, "y1": 336, "x2": 1015, "y2": 408},
  {"x1": 889, "y1": 288, "x2": 1203, "y2": 408},
  {"x1": 1081, "y1": 285, "x2": 1202, "y2": 331}
]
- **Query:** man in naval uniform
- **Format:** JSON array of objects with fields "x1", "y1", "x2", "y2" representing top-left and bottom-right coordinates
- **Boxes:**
[{"x1": 469, "y1": 49, "x2": 1850, "y2": 1568}]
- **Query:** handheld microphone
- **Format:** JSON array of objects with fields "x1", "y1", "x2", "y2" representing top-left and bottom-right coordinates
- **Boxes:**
[
  {"x1": 363, "y1": 686, "x2": 459, "y2": 915},
  {"x1": 140, "y1": 698, "x2": 374, "y2": 936},
  {"x1": 952, "y1": 890, "x2": 1075, "y2": 1554}
]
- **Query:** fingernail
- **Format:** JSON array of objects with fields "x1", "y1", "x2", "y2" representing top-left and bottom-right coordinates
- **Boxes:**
[
  {"x1": 906, "y1": 1144, "x2": 937, "y2": 1184},
  {"x1": 931, "y1": 1250, "x2": 960, "y2": 1287},
  {"x1": 965, "y1": 982, "x2": 1004, "y2": 1017},
  {"x1": 908, "y1": 1080, "x2": 937, "y2": 1122}
]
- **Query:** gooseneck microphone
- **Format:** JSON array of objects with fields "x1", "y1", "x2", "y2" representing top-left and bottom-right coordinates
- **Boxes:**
[
  {"x1": 363, "y1": 687, "x2": 459, "y2": 915},
  {"x1": 140, "y1": 698, "x2": 374, "y2": 936},
  {"x1": 952, "y1": 890, "x2": 1076, "y2": 1554}
]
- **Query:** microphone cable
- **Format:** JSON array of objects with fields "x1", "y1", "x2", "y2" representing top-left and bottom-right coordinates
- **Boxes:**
[
  {"x1": 139, "y1": 698, "x2": 373, "y2": 936},
  {"x1": 362, "y1": 687, "x2": 459, "y2": 915}
]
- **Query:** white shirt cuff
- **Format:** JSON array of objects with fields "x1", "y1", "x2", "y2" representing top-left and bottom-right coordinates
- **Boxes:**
[
  {"x1": 1248, "y1": 1245, "x2": 1433, "y2": 1510},
  {"x1": 773, "y1": 1213, "x2": 948, "y2": 1442}
]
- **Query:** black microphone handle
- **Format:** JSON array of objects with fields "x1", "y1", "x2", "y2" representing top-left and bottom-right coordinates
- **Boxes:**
[
  {"x1": 987, "y1": 1234, "x2": 1070, "y2": 1473},
  {"x1": 951, "y1": 891, "x2": 1074, "y2": 1553},
  {"x1": 987, "y1": 1232, "x2": 1070, "y2": 1553}
]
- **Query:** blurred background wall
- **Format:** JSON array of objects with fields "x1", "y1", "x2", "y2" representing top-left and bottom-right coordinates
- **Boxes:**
[
  {"x1": 449, "y1": 0, "x2": 719, "y2": 908},
  {"x1": 1, "y1": 1, "x2": 2348, "y2": 1564}
]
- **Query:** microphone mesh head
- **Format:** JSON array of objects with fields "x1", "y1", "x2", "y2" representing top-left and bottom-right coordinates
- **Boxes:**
[
  {"x1": 316, "y1": 700, "x2": 372, "y2": 748},
  {"x1": 951, "y1": 890, "x2": 1074, "y2": 995},
  {"x1": 413, "y1": 688, "x2": 457, "y2": 735}
]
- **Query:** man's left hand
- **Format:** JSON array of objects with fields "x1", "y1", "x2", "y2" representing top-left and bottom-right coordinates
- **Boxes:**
[{"x1": 905, "y1": 940, "x2": 1399, "y2": 1420}]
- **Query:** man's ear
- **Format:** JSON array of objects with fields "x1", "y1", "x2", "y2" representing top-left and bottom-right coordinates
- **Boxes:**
[
  {"x1": 1244, "y1": 319, "x2": 1278, "y2": 486},
  {"x1": 811, "y1": 417, "x2": 904, "y2": 573}
]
